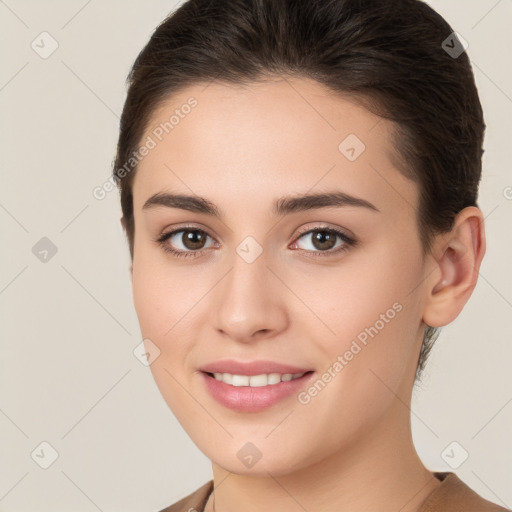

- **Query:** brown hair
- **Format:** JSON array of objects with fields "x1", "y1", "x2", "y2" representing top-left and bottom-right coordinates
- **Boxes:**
[{"x1": 113, "y1": 0, "x2": 485, "y2": 381}]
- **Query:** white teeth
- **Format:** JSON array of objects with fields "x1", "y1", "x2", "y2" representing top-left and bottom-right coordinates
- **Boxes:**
[{"x1": 212, "y1": 372, "x2": 306, "y2": 387}]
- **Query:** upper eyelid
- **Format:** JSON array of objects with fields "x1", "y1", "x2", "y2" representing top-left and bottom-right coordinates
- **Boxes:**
[{"x1": 295, "y1": 223, "x2": 352, "y2": 237}]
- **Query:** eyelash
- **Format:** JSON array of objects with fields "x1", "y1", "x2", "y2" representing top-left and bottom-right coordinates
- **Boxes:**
[{"x1": 155, "y1": 224, "x2": 356, "y2": 259}]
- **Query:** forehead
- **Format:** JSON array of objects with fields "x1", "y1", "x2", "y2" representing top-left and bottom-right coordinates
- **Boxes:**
[{"x1": 132, "y1": 77, "x2": 417, "y2": 218}]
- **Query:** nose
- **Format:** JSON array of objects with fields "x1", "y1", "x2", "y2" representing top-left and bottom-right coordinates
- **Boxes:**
[{"x1": 213, "y1": 247, "x2": 289, "y2": 344}]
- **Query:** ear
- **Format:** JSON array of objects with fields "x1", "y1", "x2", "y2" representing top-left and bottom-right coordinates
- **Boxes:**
[
  {"x1": 120, "y1": 216, "x2": 133, "y2": 280},
  {"x1": 422, "y1": 206, "x2": 486, "y2": 328}
]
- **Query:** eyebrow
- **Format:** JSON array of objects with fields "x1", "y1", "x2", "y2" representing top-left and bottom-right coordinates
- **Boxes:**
[{"x1": 142, "y1": 190, "x2": 380, "y2": 218}]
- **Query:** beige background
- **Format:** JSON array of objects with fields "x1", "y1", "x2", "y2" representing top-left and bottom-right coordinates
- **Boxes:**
[{"x1": 1, "y1": 1, "x2": 511, "y2": 511}]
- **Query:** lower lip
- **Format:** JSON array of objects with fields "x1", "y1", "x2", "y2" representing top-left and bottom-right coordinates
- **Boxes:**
[{"x1": 201, "y1": 371, "x2": 315, "y2": 412}]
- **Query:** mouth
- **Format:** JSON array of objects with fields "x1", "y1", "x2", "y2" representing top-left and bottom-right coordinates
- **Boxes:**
[{"x1": 200, "y1": 370, "x2": 316, "y2": 412}]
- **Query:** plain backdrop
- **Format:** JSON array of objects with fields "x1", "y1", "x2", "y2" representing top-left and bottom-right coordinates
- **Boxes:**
[{"x1": 1, "y1": 1, "x2": 511, "y2": 511}]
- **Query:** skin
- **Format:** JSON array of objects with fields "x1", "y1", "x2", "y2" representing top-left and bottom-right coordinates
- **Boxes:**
[{"x1": 124, "y1": 76, "x2": 485, "y2": 512}]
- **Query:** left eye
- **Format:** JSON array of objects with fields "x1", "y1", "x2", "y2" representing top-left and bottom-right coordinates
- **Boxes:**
[{"x1": 292, "y1": 228, "x2": 354, "y2": 254}]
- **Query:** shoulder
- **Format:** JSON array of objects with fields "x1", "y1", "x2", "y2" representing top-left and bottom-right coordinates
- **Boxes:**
[
  {"x1": 156, "y1": 480, "x2": 214, "y2": 512},
  {"x1": 420, "y1": 472, "x2": 510, "y2": 512}
]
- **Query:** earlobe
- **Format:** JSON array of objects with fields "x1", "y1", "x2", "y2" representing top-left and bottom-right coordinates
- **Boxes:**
[{"x1": 422, "y1": 207, "x2": 486, "y2": 328}]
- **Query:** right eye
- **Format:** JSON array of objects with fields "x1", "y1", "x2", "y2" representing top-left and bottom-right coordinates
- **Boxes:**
[{"x1": 156, "y1": 227, "x2": 218, "y2": 258}]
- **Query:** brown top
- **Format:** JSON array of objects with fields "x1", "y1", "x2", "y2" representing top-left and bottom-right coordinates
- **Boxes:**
[{"x1": 157, "y1": 472, "x2": 510, "y2": 512}]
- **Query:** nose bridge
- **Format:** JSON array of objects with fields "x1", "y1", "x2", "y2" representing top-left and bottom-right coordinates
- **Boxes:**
[{"x1": 213, "y1": 236, "x2": 286, "y2": 340}]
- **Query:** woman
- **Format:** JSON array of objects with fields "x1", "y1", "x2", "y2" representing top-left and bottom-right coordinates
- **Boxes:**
[{"x1": 112, "y1": 0, "x2": 508, "y2": 510}]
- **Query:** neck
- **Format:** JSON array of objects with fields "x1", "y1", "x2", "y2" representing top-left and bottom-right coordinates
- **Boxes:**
[{"x1": 206, "y1": 401, "x2": 440, "y2": 512}]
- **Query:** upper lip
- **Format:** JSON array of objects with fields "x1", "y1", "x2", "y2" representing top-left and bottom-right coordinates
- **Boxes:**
[{"x1": 199, "y1": 359, "x2": 313, "y2": 376}]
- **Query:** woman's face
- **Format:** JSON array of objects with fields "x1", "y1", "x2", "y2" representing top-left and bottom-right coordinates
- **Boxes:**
[{"x1": 130, "y1": 77, "x2": 431, "y2": 475}]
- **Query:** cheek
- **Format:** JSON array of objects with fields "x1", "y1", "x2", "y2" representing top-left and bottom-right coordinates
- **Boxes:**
[
  {"x1": 131, "y1": 250, "x2": 195, "y2": 336},
  {"x1": 302, "y1": 247, "x2": 412, "y2": 334},
  {"x1": 292, "y1": 281, "x2": 418, "y2": 453},
  {"x1": 307, "y1": 243, "x2": 422, "y2": 383},
  {"x1": 130, "y1": 258, "x2": 189, "y2": 366},
  {"x1": 131, "y1": 258, "x2": 198, "y2": 414},
  {"x1": 131, "y1": 254, "x2": 212, "y2": 376},
  {"x1": 132, "y1": 263, "x2": 166, "y2": 336}
]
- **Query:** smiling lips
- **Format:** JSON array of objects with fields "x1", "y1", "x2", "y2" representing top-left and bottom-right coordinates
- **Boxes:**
[
  {"x1": 199, "y1": 359, "x2": 315, "y2": 412},
  {"x1": 200, "y1": 359, "x2": 312, "y2": 386}
]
